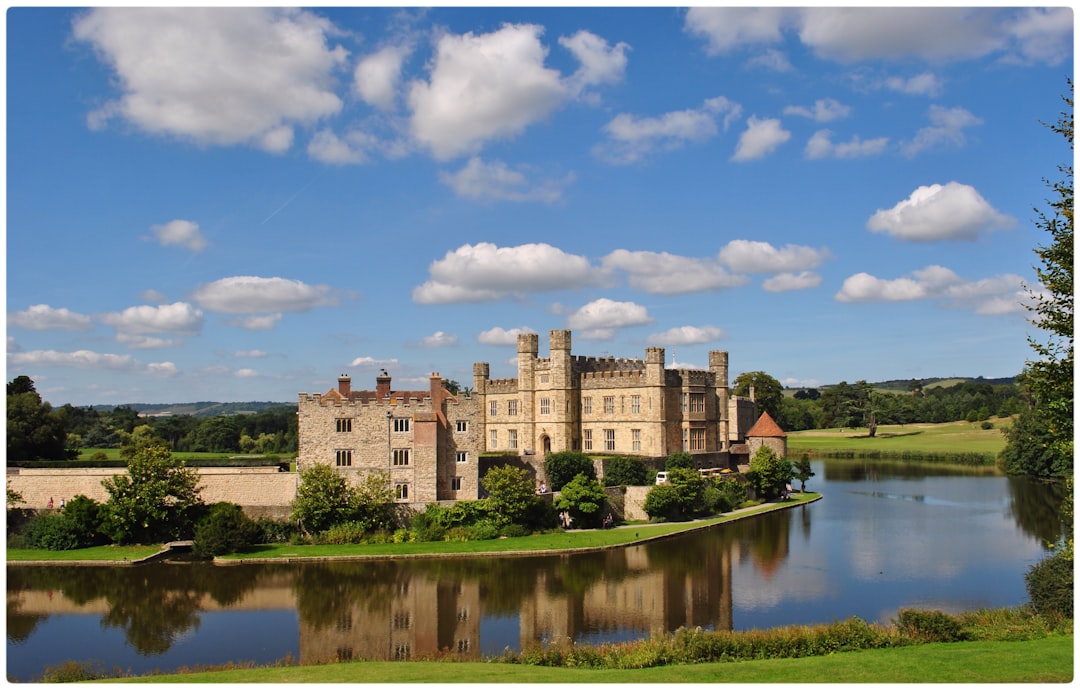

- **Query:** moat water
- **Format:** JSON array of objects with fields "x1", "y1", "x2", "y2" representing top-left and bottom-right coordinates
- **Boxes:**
[{"x1": 6, "y1": 460, "x2": 1067, "y2": 681}]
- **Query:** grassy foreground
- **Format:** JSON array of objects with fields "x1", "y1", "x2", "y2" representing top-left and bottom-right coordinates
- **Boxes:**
[
  {"x1": 105, "y1": 636, "x2": 1072, "y2": 683},
  {"x1": 787, "y1": 418, "x2": 1011, "y2": 458}
]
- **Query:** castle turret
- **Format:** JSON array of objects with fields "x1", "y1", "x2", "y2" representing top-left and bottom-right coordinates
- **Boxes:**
[{"x1": 709, "y1": 351, "x2": 730, "y2": 451}]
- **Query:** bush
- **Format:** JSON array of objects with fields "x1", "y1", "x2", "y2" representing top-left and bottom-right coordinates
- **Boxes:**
[
  {"x1": 316, "y1": 520, "x2": 370, "y2": 545},
  {"x1": 1025, "y1": 547, "x2": 1073, "y2": 617},
  {"x1": 554, "y1": 473, "x2": 607, "y2": 528},
  {"x1": 603, "y1": 456, "x2": 649, "y2": 486},
  {"x1": 544, "y1": 451, "x2": 596, "y2": 491},
  {"x1": 665, "y1": 452, "x2": 694, "y2": 471},
  {"x1": 499, "y1": 523, "x2": 530, "y2": 538},
  {"x1": 61, "y1": 495, "x2": 108, "y2": 548},
  {"x1": 193, "y1": 502, "x2": 261, "y2": 557},
  {"x1": 22, "y1": 512, "x2": 82, "y2": 551},
  {"x1": 895, "y1": 609, "x2": 967, "y2": 643},
  {"x1": 254, "y1": 517, "x2": 299, "y2": 544},
  {"x1": 643, "y1": 483, "x2": 683, "y2": 522}
]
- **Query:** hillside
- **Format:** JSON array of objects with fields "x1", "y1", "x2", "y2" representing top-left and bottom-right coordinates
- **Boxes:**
[
  {"x1": 786, "y1": 375, "x2": 1016, "y2": 394},
  {"x1": 90, "y1": 401, "x2": 295, "y2": 418}
]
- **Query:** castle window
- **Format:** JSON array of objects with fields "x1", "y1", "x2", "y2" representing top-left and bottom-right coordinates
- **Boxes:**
[
  {"x1": 604, "y1": 429, "x2": 615, "y2": 451},
  {"x1": 583, "y1": 397, "x2": 593, "y2": 414},
  {"x1": 583, "y1": 429, "x2": 593, "y2": 451},
  {"x1": 337, "y1": 612, "x2": 353, "y2": 631},
  {"x1": 540, "y1": 374, "x2": 549, "y2": 384},
  {"x1": 631, "y1": 395, "x2": 641, "y2": 414},
  {"x1": 451, "y1": 476, "x2": 462, "y2": 491},
  {"x1": 603, "y1": 396, "x2": 615, "y2": 414},
  {"x1": 540, "y1": 398, "x2": 550, "y2": 415},
  {"x1": 690, "y1": 393, "x2": 706, "y2": 413},
  {"x1": 489, "y1": 400, "x2": 498, "y2": 417},
  {"x1": 457, "y1": 607, "x2": 469, "y2": 622},
  {"x1": 393, "y1": 418, "x2": 410, "y2": 432},
  {"x1": 456, "y1": 420, "x2": 468, "y2": 432},
  {"x1": 335, "y1": 450, "x2": 352, "y2": 467},
  {"x1": 508, "y1": 429, "x2": 518, "y2": 449},
  {"x1": 337, "y1": 647, "x2": 353, "y2": 662},
  {"x1": 456, "y1": 451, "x2": 468, "y2": 463},
  {"x1": 393, "y1": 611, "x2": 411, "y2": 629},
  {"x1": 394, "y1": 483, "x2": 410, "y2": 501},
  {"x1": 489, "y1": 430, "x2": 498, "y2": 449},
  {"x1": 457, "y1": 639, "x2": 470, "y2": 653},
  {"x1": 682, "y1": 393, "x2": 688, "y2": 413},
  {"x1": 393, "y1": 644, "x2": 411, "y2": 660},
  {"x1": 690, "y1": 428, "x2": 706, "y2": 451},
  {"x1": 632, "y1": 429, "x2": 641, "y2": 451},
  {"x1": 393, "y1": 449, "x2": 410, "y2": 466},
  {"x1": 336, "y1": 418, "x2": 352, "y2": 433},
  {"x1": 508, "y1": 399, "x2": 518, "y2": 416}
]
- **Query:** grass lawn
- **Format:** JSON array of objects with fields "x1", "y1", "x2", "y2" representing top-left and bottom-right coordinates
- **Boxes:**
[
  {"x1": 788, "y1": 418, "x2": 1011, "y2": 458},
  {"x1": 107, "y1": 636, "x2": 1073, "y2": 683},
  {"x1": 6, "y1": 544, "x2": 163, "y2": 562}
]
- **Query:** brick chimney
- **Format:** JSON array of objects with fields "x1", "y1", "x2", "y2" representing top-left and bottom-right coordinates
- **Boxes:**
[
  {"x1": 376, "y1": 369, "x2": 392, "y2": 402},
  {"x1": 337, "y1": 374, "x2": 351, "y2": 397}
]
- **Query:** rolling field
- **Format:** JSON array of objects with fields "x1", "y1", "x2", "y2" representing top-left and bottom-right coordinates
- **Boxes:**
[{"x1": 787, "y1": 418, "x2": 1012, "y2": 458}]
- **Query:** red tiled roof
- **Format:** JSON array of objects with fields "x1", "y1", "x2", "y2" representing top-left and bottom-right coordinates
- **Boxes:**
[{"x1": 746, "y1": 411, "x2": 786, "y2": 437}]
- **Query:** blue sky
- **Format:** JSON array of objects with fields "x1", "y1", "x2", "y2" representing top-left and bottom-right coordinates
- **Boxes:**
[{"x1": 5, "y1": 6, "x2": 1074, "y2": 406}]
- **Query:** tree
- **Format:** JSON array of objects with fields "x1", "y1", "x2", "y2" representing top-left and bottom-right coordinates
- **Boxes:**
[
  {"x1": 481, "y1": 465, "x2": 536, "y2": 527},
  {"x1": 602, "y1": 456, "x2": 648, "y2": 486},
  {"x1": 747, "y1": 446, "x2": 794, "y2": 500},
  {"x1": 100, "y1": 439, "x2": 204, "y2": 544},
  {"x1": 291, "y1": 463, "x2": 354, "y2": 534},
  {"x1": 1004, "y1": 81, "x2": 1073, "y2": 475},
  {"x1": 793, "y1": 454, "x2": 815, "y2": 492},
  {"x1": 732, "y1": 371, "x2": 783, "y2": 421},
  {"x1": 554, "y1": 473, "x2": 608, "y2": 528},
  {"x1": 7, "y1": 376, "x2": 72, "y2": 461},
  {"x1": 643, "y1": 467, "x2": 706, "y2": 521},
  {"x1": 193, "y1": 503, "x2": 261, "y2": 557},
  {"x1": 544, "y1": 451, "x2": 596, "y2": 491},
  {"x1": 665, "y1": 451, "x2": 694, "y2": 470}
]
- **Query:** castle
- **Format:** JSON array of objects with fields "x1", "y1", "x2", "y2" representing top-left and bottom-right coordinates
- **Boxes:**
[{"x1": 297, "y1": 329, "x2": 775, "y2": 504}]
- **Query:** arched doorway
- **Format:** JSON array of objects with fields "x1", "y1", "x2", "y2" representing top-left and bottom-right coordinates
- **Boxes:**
[{"x1": 541, "y1": 435, "x2": 551, "y2": 454}]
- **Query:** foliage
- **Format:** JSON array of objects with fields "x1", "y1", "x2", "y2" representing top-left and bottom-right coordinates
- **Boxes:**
[
  {"x1": 999, "y1": 406, "x2": 1067, "y2": 477},
  {"x1": 554, "y1": 473, "x2": 608, "y2": 528},
  {"x1": 1025, "y1": 548, "x2": 1073, "y2": 618},
  {"x1": 664, "y1": 451, "x2": 694, "y2": 471},
  {"x1": 7, "y1": 488, "x2": 24, "y2": 508},
  {"x1": 21, "y1": 512, "x2": 82, "y2": 550},
  {"x1": 643, "y1": 468, "x2": 707, "y2": 521},
  {"x1": 7, "y1": 376, "x2": 74, "y2": 461},
  {"x1": 193, "y1": 502, "x2": 262, "y2": 557},
  {"x1": 792, "y1": 454, "x2": 815, "y2": 491},
  {"x1": 253, "y1": 517, "x2": 300, "y2": 544},
  {"x1": 100, "y1": 439, "x2": 204, "y2": 544},
  {"x1": 733, "y1": 371, "x2": 783, "y2": 421},
  {"x1": 748, "y1": 446, "x2": 794, "y2": 500},
  {"x1": 291, "y1": 464, "x2": 354, "y2": 534},
  {"x1": 894, "y1": 609, "x2": 967, "y2": 643},
  {"x1": 602, "y1": 456, "x2": 648, "y2": 486},
  {"x1": 544, "y1": 451, "x2": 596, "y2": 491},
  {"x1": 481, "y1": 464, "x2": 537, "y2": 527},
  {"x1": 642, "y1": 483, "x2": 683, "y2": 522},
  {"x1": 347, "y1": 470, "x2": 397, "y2": 533},
  {"x1": 60, "y1": 494, "x2": 108, "y2": 548},
  {"x1": 714, "y1": 477, "x2": 749, "y2": 511}
]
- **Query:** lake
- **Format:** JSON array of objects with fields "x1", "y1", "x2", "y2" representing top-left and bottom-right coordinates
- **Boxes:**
[{"x1": 6, "y1": 460, "x2": 1066, "y2": 681}]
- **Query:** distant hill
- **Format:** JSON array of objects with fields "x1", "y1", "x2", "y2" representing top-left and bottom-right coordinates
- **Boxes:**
[
  {"x1": 90, "y1": 401, "x2": 296, "y2": 418},
  {"x1": 786, "y1": 376, "x2": 1017, "y2": 393}
]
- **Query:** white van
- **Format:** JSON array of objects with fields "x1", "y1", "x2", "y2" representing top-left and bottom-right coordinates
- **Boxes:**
[{"x1": 655, "y1": 471, "x2": 669, "y2": 485}]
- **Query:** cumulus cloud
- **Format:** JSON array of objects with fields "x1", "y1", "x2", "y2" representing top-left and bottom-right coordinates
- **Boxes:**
[
  {"x1": 835, "y1": 265, "x2": 1029, "y2": 314},
  {"x1": 867, "y1": 182, "x2": 1015, "y2": 241},
  {"x1": 8, "y1": 348, "x2": 178, "y2": 374},
  {"x1": 101, "y1": 301, "x2": 204, "y2": 335},
  {"x1": 718, "y1": 240, "x2": 831, "y2": 273},
  {"x1": 8, "y1": 304, "x2": 93, "y2": 331},
  {"x1": 354, "y1": 44, "x2": 412, "y2": 110},
  {"x1": 1006, "y1": 8, "x2": 1073, "y2": 66},
  {"x1": 439, "y1": 157, "x2": 573, "y2": 203},
  {"x1": 647, "y1": 325, "x2": 726, "y2": 346},
  {"x1": 884, "y1": 72, "x2": 943, "y2": 96},
  {"x1": 901, "y1": 105, "x2": 983, "y2": 157},
  {"x1": 148, "y1": 219, "x2": 208, "y2": 251},
  {"x1": 191, "y1": 276, "x2": 337, "y2": 313},
  {"x1": 763, "y1": 271, "x2": 823, "y2": 292},
  {"x1": 783, "y1": 98, "x2": 850, "y2": 122},
  {"x1": 566, "y1": 298, "x2": 652, "y2": 340},
  {"x1": 350, "y1": 355, "x2": 399, "y2": 368},
  {"x1": 72, "y1": 8, "x2": 347, "y2": 151},
  {"x1": 732, "y1": 116, "x2": 790, "y2": 161},
  {"x1": 306, "y1": 128, "x2": 373, "y2": 165},
  {"x1": 419, "y1": 331, "x2": 458, "y2": 348},
  {"x1": 684, "y1": 7, "x2": 790, "y2": 54},
  {"x1": 805, "y1": 130, "x2": 888, "y2": 159},
  {"x1": 412, "y1": 242, "x2": 605, "y2": 304},
  {"x1": 408, "y1": 24, "x2": 567, "y2": 160},
  {"x1": 115, "y1": 333, "x2": 177, "y2": 350},
  {"x1": 602, "y1": 249, "x2": 748, "y2": 295},
  {"x1": 228, "y1": 314, "x2": 283, "y2": 330},
  {"x1": 595, "y1": 96, "x2": 742, "y2": 165},
  {"x1": 559, "y1": 30, "x2": 630, "y2": 97},
  {"x1": 478, "y1": 326, "x2": 535, "y2": 346}
]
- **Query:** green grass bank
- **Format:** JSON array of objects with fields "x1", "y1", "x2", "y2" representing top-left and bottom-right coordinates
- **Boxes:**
[{"x1": 787, "y1": 418, "x2": 1010, "y2": 463}]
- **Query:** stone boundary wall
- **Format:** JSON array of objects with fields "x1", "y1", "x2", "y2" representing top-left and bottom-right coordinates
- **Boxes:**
[
  {"x1": 7, "y1": 468, "x2": 299, "y2": 518},
  {"x1": 623, "y1": 485, "x2": 651, "y2": 521}
]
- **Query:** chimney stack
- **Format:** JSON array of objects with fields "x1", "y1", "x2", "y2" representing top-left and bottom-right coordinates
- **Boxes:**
[
  {"x1": 376, "y1": 369, "x2": 392, "y2": 402},
  {"x1": 337, "y1": 374, "x2": 351, "y2": 398}
]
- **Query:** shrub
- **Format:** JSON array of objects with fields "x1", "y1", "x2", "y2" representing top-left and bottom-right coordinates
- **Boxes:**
[
  {"x1": 643, "y1": 483, "x2": 683, "y2": 522},
  {"x1": 716, "y1": 478, "x2": 749, "y2": 511},
  {"x1": 499, "y1": 523, "x2": 530, "y2": 538},
  {"x1": 316, "y1": 520, "x2": 370, "y2": 545},
  {"x1": 193, "y1": 502, "x2": 261, "y2": 557},
  {"x1": 22, "y1": 512, "x2": 81, "y2": 551},
  {"x1": 1025, "y1": 547, "x2": 1073, "y2": 617},
  {"x1": 748, "y1": 446, "x2": 793, "y2": 500},
  {"x1": 980, "y1": 421, "x2": 995, "y2": 430},
  {"x1": 465, "y1": 519, "x2": 501, "y2": 541},
  {"x1": 603, "y1": 456, "x2": 648, "y2": 487},
  {"x1": 481, "y1": 465, "x2": 535, "y2": 526},
  {"x1": 895, "y1": 609, "x2": 967, "y2": 643},
  {"x1": 665, "y1": 452, "x2": 694, "y2": 471},
  {"x1": 554, "y1": 473, "x2": 608, "y2": 528},
  {"x1": 60, "y1": 495, "x2": 108, "y2": 548},
  {"x1": 254, "y1": 517, "x2": 299, "y2": 544},
  {"x1": 544, "y1": 451, "x2": 596, "y2": 491}
]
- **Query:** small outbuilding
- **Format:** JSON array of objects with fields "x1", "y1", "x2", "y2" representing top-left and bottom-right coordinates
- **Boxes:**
[{"x1": 745, "y1": 411, "x2": 788, "y2": 458}]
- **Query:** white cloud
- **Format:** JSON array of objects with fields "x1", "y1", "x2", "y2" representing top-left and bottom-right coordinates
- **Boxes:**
[
  {"x1": 439, "y1": 157, "x2": 573, "y2": 203},
  {"x1": 228, "y1": 314, "x2": 283, "y2": 330},
  {"x1": 835, "y1": 265, "x2": 1029, "y2": 314},
  {"x1": 805, "y1": 130, "x2": 889, "y2": 159},
  {"x1": 191, "y1": 276, "x2": 337, "y2": 313},
  {"x1": 8, "y1": 348, "x2": 178, "y2": 374},
  {"x1": 101, "y1": 301, "x2": 204, "y2": 335},
  {"x1": 1004, "y1": 8, "x2": 1073, "y2": 66},
  {"x1": 683, "y1": 7, "x2": 790, "y2": 55},
  {"x1": 647, "y1": 325, "x2": 726, "y2": 346},
  {"x1": 717, "y1": 240, "x2": 831, "y2": 273},
  {"x1": 412, "y1": 242, "x2": 605, "y2": 304},
  {"x1": 602, "y1": 249, "x2": 747, "y2": 295},
  {"x1": 867, "y1": 182, "x2": 1015, "y2": 241},
  {"x1": 408, "y1": 23, "x2": 567, "y2": 160},
  {"x1": 763, "y1": 271, "x2": 823, "y2": 292},
  {"x1": 8, "y1": 304, "x2": 93, "y2": 331},
  {"x1": 350, "y1": 355, "x2": 399, "y2": 368},
  {"x1": 140, "y1": 289, "x2": 169, "y2": 303},
  {"x1": 419, "y1": 331, "x2": 458, "y2": 348},
  {"x1": 115, "y1": 333, "x2": 176, "y2": 349},
  {"x1": 306, "y1": 129, "x2": 371, "y2": 165},
  {"x1": 149, "y1": 219, "x2": 207, "y2": 251},
  {"x1": 236, "y1": 350, "x2": 268, "y2": 358},
  {"x1": 477, "y1": 326, "x2": 535, "y2": 346},
  {"x1": 901, "y1": 105, "x2": 983, "y2": 157},
  {"x1": 566, "y1": 298, "x2": 652, "y2": 340},
  {"x1": 595, "y1": 96, "x2": 742, "y2": 165},
  {"x1": 354, "y1": 44, "x2": 411, "y2": 110},
  {"x1": 884, "y1": 72, "x2": 943, "y2": 97},
  {"x1": 783, "y1": 98, "x2": 850, "y2": 122},
  {"x1": 72, "y1": 8, "x2": 347, "y2": 151},
  {"x1": 559, "y1": 30, "x2": 630, "y2": 97},
  {"x1": 235, "y1": 368, "x2": 259, "y2": 378},
  {"x1": 732, "y1": 116, "x2": 790, "y2": 161},
  {"x1": 747, "y1": 48, "x2": 793, "y2": 72}
]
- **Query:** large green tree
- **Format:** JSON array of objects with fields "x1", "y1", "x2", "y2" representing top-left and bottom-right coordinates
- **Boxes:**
[
  {"x1": 480, "y1": 465, "x2": 536, "y2": 527},
  {"x1": 732, "y1": 371, "x2": 783, "y2": 421},
  {"x1": 1003, "y1": 82, "x2": 1073, "y2": 476},
  {"x1": 7, "y1": 376, "x2": 73, "y2": 461}
]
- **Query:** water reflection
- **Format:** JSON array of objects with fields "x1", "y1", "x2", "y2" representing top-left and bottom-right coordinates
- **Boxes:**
[{"x1": 6, "y1": 462, "x2": 1067, "y2": 681}]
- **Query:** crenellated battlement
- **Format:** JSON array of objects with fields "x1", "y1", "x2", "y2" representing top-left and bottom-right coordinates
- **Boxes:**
[
  {"x1": 299, "y1": 392, "x2": 434, "y2": 408},
  {"x1": 572, "y1": 355, "x2": 647, "y2": 373},
  {"x1": 664, "y1": 369, "x2": 715, "y2": 387},
  {"x1": 484, "y1": 378, "x2": 519, "y2": 394}
]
